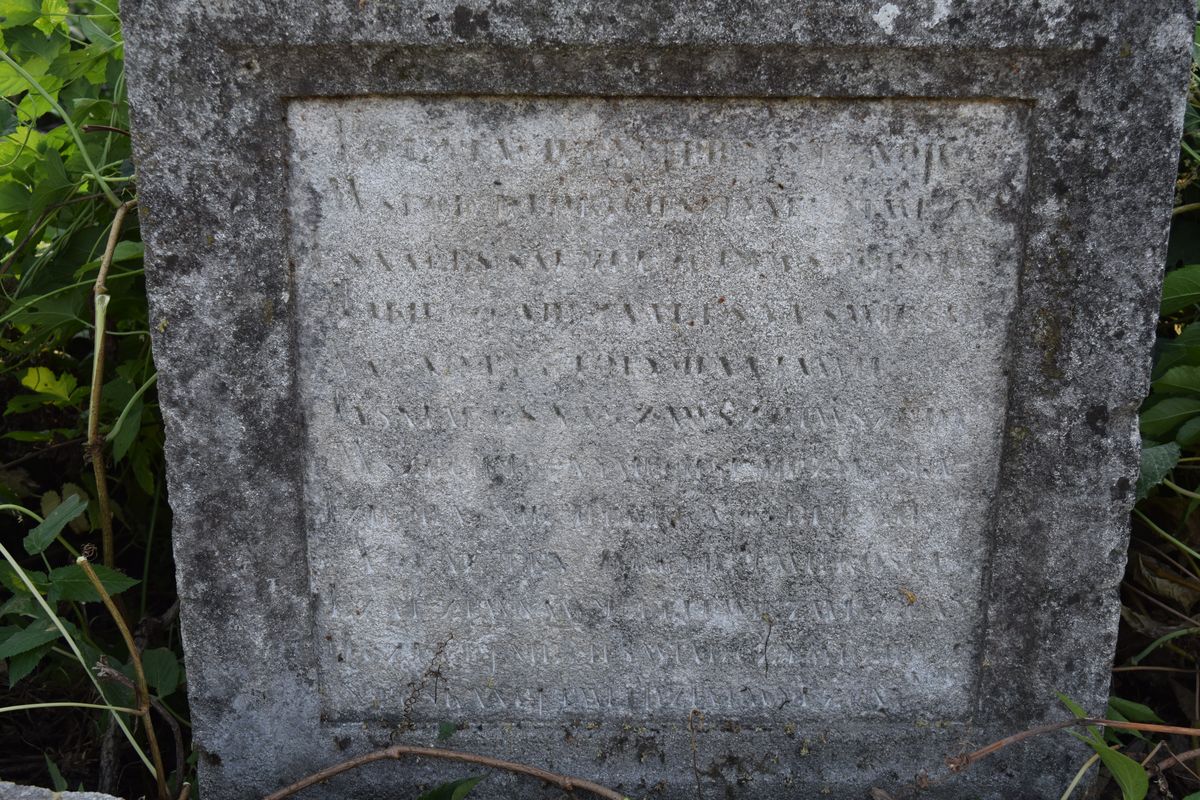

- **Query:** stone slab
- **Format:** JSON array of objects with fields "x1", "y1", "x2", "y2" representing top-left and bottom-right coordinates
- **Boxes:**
[
  {"x1": 0, "y1": 782, "x2": 122, "y2": 800},
  {"x1": 122, "y1": 2, "x2": 1195, "y2": 798}
]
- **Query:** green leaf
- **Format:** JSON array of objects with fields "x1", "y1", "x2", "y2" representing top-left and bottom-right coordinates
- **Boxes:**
[
  {"x1": 437, "y1": 721, "x2": 456, "y2": 741},
  {"x1": 0, "y1": 562, "x2": 48, "y2": 596},
  {"x1": 1107, "y1": 696, "x2": 1164, "y2": 724},
  {"x1": 0, "y1": 0, "x2": 40, "y2": 28},
  {"x1": 1179, "y1": 415, "x2": 1200, "y2": 446},
  {"x1": 44, "y1": 754, "x2": 67, "y2": 792},
  {"x1": 7, "y1": 640, "x2": 52, "y2": 686},
  {"x1": 1058, "y1": 693, "x2": 1089, "y2": 720},
  {"x1": 111, "y1": 240, "x2": 143, "y2": 262},
  {"x1": 1141, "y1": 397, "x2": 1200, "y2": 439},
  {"x1": 0, "y1": 179, "x2": 30, "y2": 213},
  {"x1": 19, "y1": 366, "x2": 76, "y2": 402},
  {"x1": 1137, "y1": 441, "x2": 1180, "y2": 499},
  {"x1": 0, "y1": 101, "x2": 15, "y2": 136},
  {"x1": 1, "y1": 429, "x2": 54, "y2": 442},
  {"x1": 416, "y1": 776, "x2": 485, "y2": 800},
  {"x1": 33, "y1": 0, "x2": 65, "y2": 35},
  {"x1": 1094, "y1": 747, "x2": 1148, "y2": 800},
  {"x1": 23, "y1": 492, "x2": 86, "y2": 554},
  {"x1": 1153, "y1": 324, "x2": 1200, "y2": 379},
  {"x1": 140, "y1": 647, "x2": 181, "y2": 697},
  {"x1": 0, "y1": 619, "x2": 60, "y2": 659},
  {"x1": 47, "y1": 563, "x2": 137, "y2": 602},
  {"x1": 1163, "y1": 264, "x2": 1200, "y2": 315},
  {"x1": 110, "y1": 398, "x2": 142, "y2": 464},
  {"x1": 1153, "y1": 364, "x2": 1200, "y2": 396},
  {"x1": 77, "y1": 15, "x2": 114, "y2": 48}
]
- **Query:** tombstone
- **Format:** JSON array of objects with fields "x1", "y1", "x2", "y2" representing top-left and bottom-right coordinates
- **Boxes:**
[{"x1": 123, "y1": 1, "x2": 1194, "y2": 797}]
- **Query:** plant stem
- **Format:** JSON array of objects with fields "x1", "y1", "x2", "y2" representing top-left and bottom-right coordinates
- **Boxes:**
[
  {"x1": 948, "y1": 717, "x2": 1200, "y2": 773},
  {"x1": 1164, "y1": 478, "x2": 1200, "y2": 500},
  {"x1": 1134, "y1": 507, "x2": 1200, "y2": 563},
  {"x1": 89, "y1": 200, "x2": 136, "y2": 568},
  {"x1": 0, "y1": 702, "x2": 140, "y2": 714},
  {"x1": 0, "y1": 541, "x2": 153, "y2": 772},
  {"x1": 263, "y1": 745, "x2": 628, "y2": 800},
  {"x1": 78, "y1": 556, "x2": 169, "y2": 800}
]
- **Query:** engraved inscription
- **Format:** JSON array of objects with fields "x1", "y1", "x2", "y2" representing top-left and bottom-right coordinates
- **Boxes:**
[{"x1": 289, "y1": 97, "x2": 1029, "y2": 722}]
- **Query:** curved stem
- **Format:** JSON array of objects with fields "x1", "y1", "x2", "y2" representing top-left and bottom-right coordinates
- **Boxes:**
[
  {"x1": 78, "y1": 557, "x2": 169, "y2": 800},
  {"x1": 263, "y1": 745, "x2": 627, "y2": 800}
]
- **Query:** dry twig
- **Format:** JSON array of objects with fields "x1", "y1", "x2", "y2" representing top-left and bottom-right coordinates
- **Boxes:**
[{"x1": 262, "y1": 744, "x2": 627, "y2": 800}]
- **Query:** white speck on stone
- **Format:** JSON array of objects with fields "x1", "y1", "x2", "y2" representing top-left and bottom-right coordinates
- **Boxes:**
[
  {"x1": 873, "y1": 3, "x2": 901, "y2": 34},
  {"x1": 930, "y1": 0, "x2": 951, "y2": 26}
]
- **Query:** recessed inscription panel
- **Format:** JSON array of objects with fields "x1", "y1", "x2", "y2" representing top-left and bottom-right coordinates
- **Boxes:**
[{"x1": 289, "y1": 97, "x2": 1028, "y2": 722}]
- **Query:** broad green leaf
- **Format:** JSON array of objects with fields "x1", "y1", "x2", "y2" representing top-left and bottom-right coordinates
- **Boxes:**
[
  {"x1": 0, "y1": 593, "x2": 35, "y2": 617},
  {"x1": 1153, "y1": 364, "x2": 1200, "y2": 395},
  {"x1": 1107, "y1": 696, "x2": 1164, "y2": 724},
  {"x1": 1164, "y1": 264, "x2": 1200, "y2": 315},
  {"x1": 5, "y1": 393, "x2": 50, "y2": 414},
  {"x1": 0, "y1": 179, "x2": 30, "y2": 213},
  {"x1": 0, "y1": 619, "x2": 59, "y2": 659},
  {"x1": 1141, "y1": 396, "x2": 1200, "y2": 439},
  {"x1": 0, "y1": 52, "x2": 53, "y2": 96},
  {"x1": 77, "y1": 16, "x2": 114, "y2": 49},
  {"x1": 19, "y1": 366, "x2": 76, "y2": 402},
  {"x1": 47, "y1": 563, "x2": 137, "y2": 602},
  {"x1": 111, "y1": 240, "x2": 143, "y2": 261},
  {"x1": 1137, "y1": 441, "x2": 1180, "y2": 499},
  {"x1": 0, "y1": 563, "x2": 48, "y2": 597},
  {"x1": 1094, "y1": 747, "x2": 1148, "y2": 800},
  {"x1": 33, "y1": 0, "x2": 66, "y2": 36},
  {"x1": 0, "y1": 0, "x2": 40, "y2": 28},
  {"x1": 22, "y1": 491, "x2": 85, "y2": 554},
  {"x1": 1153, "y1": 324, "x2": 1200, "y2": 379},
  {"x1": 416, "y1": 776, "x2": 485, "y2": 800},
  {"x1": 1181, "y1": 793, "x2": 1200, "y2": 800},
  {"x1": 1179, "y1": 415, "x2": 1200, "y2": 446},
  {"x1": 140, "y1": 647, "x2": 180, "y2": 697},
  {"x1": 7, "y1": 640, "x2": 51, "y2": 686}
]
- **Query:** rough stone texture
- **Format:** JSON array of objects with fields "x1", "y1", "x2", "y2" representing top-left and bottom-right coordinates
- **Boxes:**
[
  {"x1": 122, "y1": 2, "x2": 1195, "y2": 798},
  {"x1": 0, "y1": 781, "x2": 122, "y2": 800}
]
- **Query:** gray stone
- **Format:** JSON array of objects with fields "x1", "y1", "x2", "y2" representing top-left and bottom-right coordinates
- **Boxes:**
[
  {"x1": 0, "y1": 781, "x2": 122, "y2": 800},
  {"x1": 122, "y1": 2, "x2": 1195, "y2": 798}
]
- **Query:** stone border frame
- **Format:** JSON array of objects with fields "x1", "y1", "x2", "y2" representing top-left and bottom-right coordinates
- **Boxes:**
[{"x1": 123, "y1": 3, "x2": 1193, "y2": 797}]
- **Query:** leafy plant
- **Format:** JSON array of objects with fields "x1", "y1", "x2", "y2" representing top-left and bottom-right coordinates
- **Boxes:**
[{"x1": 0, "y1": 1, "x2": 183, "y2": 796}]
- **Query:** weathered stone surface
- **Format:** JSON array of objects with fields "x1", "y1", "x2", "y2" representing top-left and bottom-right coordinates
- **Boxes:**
[
  {"x1": 293, "y1": 96, "x2": 1025, "y2": 724},
  {"x1": 123, "y1": 2, "x2": 1195, "y2": 798},
  {"x1": 0, "y1": 781, "x2": 122, "y2": 800}
]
